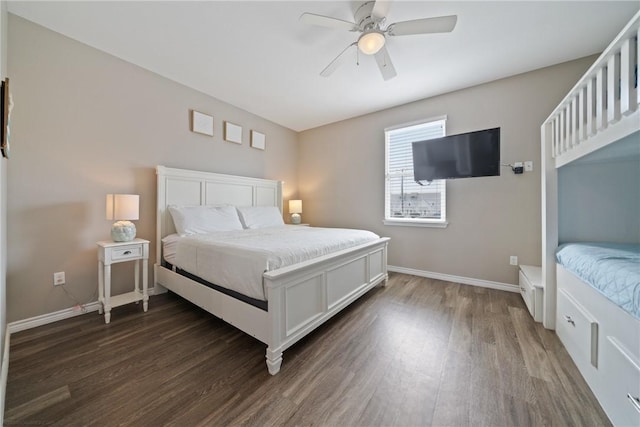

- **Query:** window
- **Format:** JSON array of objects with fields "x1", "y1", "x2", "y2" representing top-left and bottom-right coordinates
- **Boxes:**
[{"x1": 384, "y1": 117, "x2": 447, "y2": 227}]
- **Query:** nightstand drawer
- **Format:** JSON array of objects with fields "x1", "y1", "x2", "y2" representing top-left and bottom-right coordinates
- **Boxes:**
[{"x1": 111, "y1": 245, "x2": 143, "y2": 261}]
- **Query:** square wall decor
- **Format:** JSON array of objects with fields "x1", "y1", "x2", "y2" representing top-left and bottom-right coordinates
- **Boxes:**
[
  {"x1": 191, "y1": 110, "x2": 213, "y2": 136},
  {"x1": 224, "y1": 121, "x2": 242, "y2": 144},
  {"x1": 250, "y1": 130, "x2": 266, "y2": 150}
]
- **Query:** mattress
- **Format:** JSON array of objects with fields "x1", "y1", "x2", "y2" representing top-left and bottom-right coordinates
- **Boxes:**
[
  {"x1": 556, "y1": 242, "x2": 640, "y2": 319},
  {"x1": 162, "y1": 233, "x2": 180, "y2": 264},
  {"x1": 174, "y1": 225, "x2": 380, "y2": 301}
]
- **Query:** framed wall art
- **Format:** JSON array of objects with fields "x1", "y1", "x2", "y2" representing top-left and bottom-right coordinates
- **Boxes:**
[
  {"x1": 224, "y1": 121, "x2": 242, "y2": 144},
  {"x1": 191, "y1": 110, "x2": 214, "y2": 136},
  {"x1": 250, "y1": 130, "x2": 266, "y2": 150}
]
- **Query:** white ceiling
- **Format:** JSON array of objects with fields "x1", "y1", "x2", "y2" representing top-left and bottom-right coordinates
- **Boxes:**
[{"x1": 7, "y1": 1, "x2": 639, "y2": 132}]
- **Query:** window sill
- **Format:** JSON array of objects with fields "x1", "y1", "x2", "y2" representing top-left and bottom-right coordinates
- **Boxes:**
[{"x1": 383, "y1": 219, "x2": 449, "y2": 228}]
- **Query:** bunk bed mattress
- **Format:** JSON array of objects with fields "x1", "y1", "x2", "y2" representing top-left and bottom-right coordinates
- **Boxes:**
[
  {"x1": 556, "y1": 242, "x2": 640, "y2": 319},
  {"x1": 174, "y1": 225, "x2": 380, "y2": 301}
]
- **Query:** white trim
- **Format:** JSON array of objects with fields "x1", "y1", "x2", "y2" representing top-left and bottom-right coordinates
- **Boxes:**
[
  {"x1": 6, "y1": 286, "x2": 160, "y2": 334},
  {"x1": 7, "y1": 302, "x2": 101, "y2": 334},
  {"x1": 388, "y1": 265, "x2": 519, "y2": 293},
  {"x1": 383, "y1": 219, "x2": 448, "y2": 228},
  {"x1": 1, "y1": 327, "x2": 9, "y2": 427},
  {"x1": 384, "y1": 115, "x2": 448, "y2": 132}
]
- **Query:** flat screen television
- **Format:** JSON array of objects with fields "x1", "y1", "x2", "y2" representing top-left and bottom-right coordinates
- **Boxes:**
[{"x1": 412, "y1": 127, "x2": 500, "y2": 182}]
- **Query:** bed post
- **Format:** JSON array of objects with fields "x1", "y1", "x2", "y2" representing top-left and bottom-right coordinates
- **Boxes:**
[
  {"x1": 541, "y1": 122, "x2": 557, "y2": 330},
  {"x1": 265, "y1": 281, "x2": 283, "y2": 375},
  {"x1": 154, "y1": 166, "x2": 169, "y2": 294},
  {"x1": 381, "y1": 241, "x2": 389, "y2": 287}
]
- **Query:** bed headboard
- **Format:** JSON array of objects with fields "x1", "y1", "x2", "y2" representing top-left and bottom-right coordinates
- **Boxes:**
[{"x1": 156, "y1": 165, "x2": 283, "y2": 263}]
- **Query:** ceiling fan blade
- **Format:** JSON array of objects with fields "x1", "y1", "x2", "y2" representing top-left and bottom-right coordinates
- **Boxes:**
[
  {"x1": 300, "y1": 12, "x2": 358, "y2": 31},
  {"x1": 371, "y1": 0, "x2": 392, "y2": 20},
  {"x1": 374, "y1": 45, "x2": 397, "y2": 81},
  {"x1": 388, "y1": 15, "x2": 457, "y2": 36},
  {"x1": 320, "y1": 43, "x2": 357, "y2": 77}
]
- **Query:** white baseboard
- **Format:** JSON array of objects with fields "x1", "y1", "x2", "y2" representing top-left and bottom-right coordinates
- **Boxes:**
[
  {"x1": 388, "y1": 265, "x2": 519, "y2": 293},
  {"x1": 7, "y1": 286, "x2": 160, "y2": 334},
  {"x1": 7, "y1": 301, "x2": 102, "y2": 334}
]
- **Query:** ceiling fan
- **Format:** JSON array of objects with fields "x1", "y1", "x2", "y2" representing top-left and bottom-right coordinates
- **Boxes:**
[{"x1": 300, "y1": 0, "x2": 457, "y2": 81}]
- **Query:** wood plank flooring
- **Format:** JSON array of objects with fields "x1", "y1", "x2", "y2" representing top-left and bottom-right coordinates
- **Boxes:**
[{"x1": 4, "y1": 273, "x2": 611, "y2": 426}]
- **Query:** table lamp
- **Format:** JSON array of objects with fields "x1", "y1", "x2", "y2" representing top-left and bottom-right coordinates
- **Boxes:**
[
  {"x1": 289, "y1": 199, "x2": 302, "y2": 224},
  {"x1": 106, "y1": 194, "x2": 139, "y2": 242}
]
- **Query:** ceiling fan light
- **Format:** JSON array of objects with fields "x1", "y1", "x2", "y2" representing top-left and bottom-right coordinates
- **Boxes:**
[{"x1": 357, "y1": 31, "x2": 385, "y2": 55}]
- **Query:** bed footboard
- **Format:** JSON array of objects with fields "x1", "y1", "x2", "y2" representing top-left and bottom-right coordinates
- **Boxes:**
[
  {"x1": 155, "y1": 237, "x2": 389, "y2": 375},
  {"x1": 263, "y1": 238, "x2": 389, "y2": 374}
]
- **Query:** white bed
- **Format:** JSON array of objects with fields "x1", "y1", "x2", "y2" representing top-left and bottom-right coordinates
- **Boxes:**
[
  {"x1": 154, "y1": 166, "x2": 390, "y2": 375},
  {"x1": 540, "y1": 11, "x2": 640, "y2": 425},
  {"x1": 173, "y1": 226, "x2": 381, "y2": 301}
]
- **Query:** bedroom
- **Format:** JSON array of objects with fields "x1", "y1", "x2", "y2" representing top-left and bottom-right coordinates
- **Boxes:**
[{"x1": 0, "y1": 1, "x2": 639, "y2": 425}]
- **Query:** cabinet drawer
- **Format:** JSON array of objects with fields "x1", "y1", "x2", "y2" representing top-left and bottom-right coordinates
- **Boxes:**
[
  {"x1": 519, "y1": 270, "x2": 534, "y2": 316},
  {"x1": 557, "y1": 289, "x2": 599, "y2": 368},
  {"x1": 601, "y1": 337, "x2": 640, "y2": 426},
  {"x1": 111, "y1": 245, "x2": 142, "y2": 261}
]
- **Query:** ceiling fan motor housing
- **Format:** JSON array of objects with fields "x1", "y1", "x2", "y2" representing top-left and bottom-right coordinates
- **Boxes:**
[{"x1": 354, "y1": 1, "x2": 381, "y2": 31}]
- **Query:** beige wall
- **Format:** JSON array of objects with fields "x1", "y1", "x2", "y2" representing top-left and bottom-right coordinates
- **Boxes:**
[
  {"x1": 6, "y1": 15, "x2": 299, "y2": 322},
  {"x1": 298, "y1": 56, "x2": 595, "y2": 286}
]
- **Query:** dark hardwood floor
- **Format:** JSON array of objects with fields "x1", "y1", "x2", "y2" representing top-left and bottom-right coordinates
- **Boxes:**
[{"x1": 5, "y1": 273, "x2": 610, "y2": 426}]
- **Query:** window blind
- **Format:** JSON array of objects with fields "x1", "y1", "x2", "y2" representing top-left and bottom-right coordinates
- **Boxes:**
[{"x1": 385, "y1": 119, "x2": 446, "y2": 222}]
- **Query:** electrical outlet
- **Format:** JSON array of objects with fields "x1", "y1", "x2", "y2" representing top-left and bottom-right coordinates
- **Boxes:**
[
  {"x1": 524, "y1": 161, "x2": 533, "y2": 172},
  {"x1": 509, "y1": 256, "x2": 518, "y2": 266},
  {"x1": 53, "y1": 271, "x2": 65, "y2": 286}
]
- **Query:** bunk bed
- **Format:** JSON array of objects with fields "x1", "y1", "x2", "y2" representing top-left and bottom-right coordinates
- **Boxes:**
[
  {"x1": 540, "y1": 11, "x2": 640, "y2": 426},
  {"x1": 154, "y1": 166, "x2": 389, "y2": 375}
]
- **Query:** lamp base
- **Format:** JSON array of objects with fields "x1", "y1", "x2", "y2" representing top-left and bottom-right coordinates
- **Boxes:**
[
  {"x1": 111, "y1": 220, "x2": 136, "y2": 242},
  {"x1": 290, "y1": 213, "x2": 301, "y2": 225}
]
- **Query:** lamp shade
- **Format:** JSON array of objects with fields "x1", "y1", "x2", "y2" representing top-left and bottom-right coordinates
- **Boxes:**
[
  {"x1": 289, "y1": 200, "x2": 302, "y2": 214},
  {"x1": 106, "y1": 194, "x2": 139, "y2": 221},
  {"x1": 358, "y1": 30, "x2": 385, "y2": 55}
]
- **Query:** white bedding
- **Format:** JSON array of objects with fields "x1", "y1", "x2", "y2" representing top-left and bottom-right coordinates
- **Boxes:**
[
  {"x1": 162, "y1": 233, "x2": 180, "y2": 265},
  {"x1": 173, "y1": 225, "x2": 380, "y2": 301}
]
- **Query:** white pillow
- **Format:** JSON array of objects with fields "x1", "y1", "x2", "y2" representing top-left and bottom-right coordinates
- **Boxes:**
[
  {"x1": 168, "y1": 205, "x2": 243, "y2": 235},
  {"x1": 236, "y1": 206, "x2": 285, "y2": 229}
]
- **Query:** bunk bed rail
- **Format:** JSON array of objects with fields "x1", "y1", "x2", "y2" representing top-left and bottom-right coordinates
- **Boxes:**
[
  {"x1": 542, "y1": 11, "x2": 639, "y2": 168},
  {"x1": 541, "y1": 10, "x2": 640, "y2": 330}
]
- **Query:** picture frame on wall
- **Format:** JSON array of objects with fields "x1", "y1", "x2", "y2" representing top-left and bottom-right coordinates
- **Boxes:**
[
  {"x1": 224, "y1": 121, "x2": 242, "y2": 144},
  {"x1": 191, "y1": 110, "x2": 214, "y2": 136},
  {"x1": 250, "y1": 130, "x2": 266, "y2": 150}
]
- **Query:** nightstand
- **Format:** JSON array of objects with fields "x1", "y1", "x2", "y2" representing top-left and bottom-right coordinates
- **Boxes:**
[
  {"x1": 97, "y1": 238, "x2": 149, "y2": 324},
  {"x1": 519, "y1": 265, "x2": 543, "y2": 322}
]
